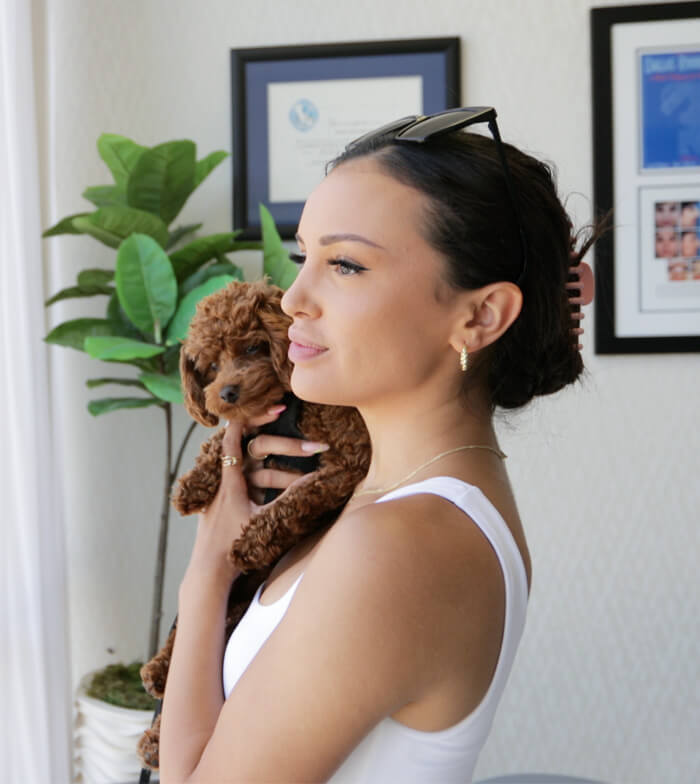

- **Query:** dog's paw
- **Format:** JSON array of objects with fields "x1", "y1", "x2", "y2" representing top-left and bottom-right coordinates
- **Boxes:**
[
  {"x1": 137, "y1": 713, "x2": 161, "y2": 770},
  {"x1": 171, "y1": 473, "x2": 218, "y2": 516},
  {"x1": 140, "y1": 658, "x2": 169, "y2": 699}
]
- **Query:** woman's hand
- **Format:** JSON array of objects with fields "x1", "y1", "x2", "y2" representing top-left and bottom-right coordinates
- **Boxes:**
[
  {"x1": 182, "y1": 406, "x2": 329, "y2": 591},
  {"x1": 183, "y1": 418, "x2": 257, "y2": 590},
  {"x1": 244, "y1": 427, "x2": 329, "y2": 505}
]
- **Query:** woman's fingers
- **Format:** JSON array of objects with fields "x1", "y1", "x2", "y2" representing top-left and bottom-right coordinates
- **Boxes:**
[
  {"x1": 247, "y1": 467, "x2": 304, "y2": 491},
  {"x1": 219, "y1": 421, "x2": 248, "y2": 496},
  {"x1": 243, "y1": 404, "x2": 288, "y2": 430},
  {"x1": 221, "y1": 419, "x2": 244, "y2": 455},
  {"x1": 246, "y1": 435, "x2": 328, "y2": 461}
]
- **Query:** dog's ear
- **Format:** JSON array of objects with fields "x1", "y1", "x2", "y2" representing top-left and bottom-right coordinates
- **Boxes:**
[
  {"x1": 179, "y1": 348, "x2": 219, "y2": 426},
  {"x1": 258, "y1": 287, "x2": 293, "y2": 388}
]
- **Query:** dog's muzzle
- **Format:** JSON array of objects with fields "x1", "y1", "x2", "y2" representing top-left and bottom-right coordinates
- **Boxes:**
[{"x1": 220, "y1": 385, "x2": 240, "y2": 403}]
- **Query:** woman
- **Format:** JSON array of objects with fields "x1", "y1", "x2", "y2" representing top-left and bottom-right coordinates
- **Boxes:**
[
  {"x1": 159, "y1": 107, "x2": 596, "y2": 783},
  {"x1": 655, "y1": 226, "x2": 680, "y2": 259},
  {"x1": 681, "y1": 229, "x2": 700, "y2": 259}
]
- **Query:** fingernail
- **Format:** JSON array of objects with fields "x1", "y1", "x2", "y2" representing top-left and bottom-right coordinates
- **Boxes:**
[
  {"x1": 301, "y1": 441, "x2": 329, "y2": 453},
  {"x1": 267, "y1": 404, "x2": 287, "y2": 415},
  {"x1": 221, "y1": 419, "x2": 229, "y2": 427}
]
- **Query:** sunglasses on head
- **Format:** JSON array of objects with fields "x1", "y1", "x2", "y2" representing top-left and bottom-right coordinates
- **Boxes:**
[{"x1": 346, "y1": 106, "x2": 528, "y2": 285}]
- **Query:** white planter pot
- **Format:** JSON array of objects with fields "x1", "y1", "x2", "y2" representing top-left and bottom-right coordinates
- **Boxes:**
[{"x1": 74, "y1": 673, "x2": 159, "y2": 784}]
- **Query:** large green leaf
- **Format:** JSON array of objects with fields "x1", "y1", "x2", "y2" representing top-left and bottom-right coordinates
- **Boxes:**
[
  {"x1": 261, "y1": 204, "x2": 298, "y2": 289},
  {"x1": 139, "y1": 372, "x2": 184, "y2": 404},
  {"x1": 169, "y1": 232, "x2": 243, "y2": 281},
  {"x1": 97, "y1": 134, "x2": 146, "y2": 186},
  {"x1": 45, "y1": 318, "x2": 116, "y2": 351},
  {"x1": 106, "y1": 292, "x2": 143, "y2": 340},
  {"x1": 166, "y1": 222, "x2": 203, "y2": 251},
  {"x1": 180, "y1": 260, "x2": 243, "y2": 297},
  {"x1": 115, "y1": 234, "x2": 177, "y2": 340},
  {"x1": 45, "y1": 267, "x2": 116, "y2": 306},
  {"x1": 82, "y1": 184, "x2": 126, "y2": 208},
  {"x1": 127, "y1": 140, "x2": 196, "y2": 225},
  {"x1": 45, "y1": 284, "x2": 114, "y2": 306},
  {"x1": 78, "y1": 268, "x2": 114, "y2": 286},
  {"x1": 84, "y1": 336, "x2": 166, "y2": 360},
  {"x1": 72, "y1": 206, "x2": 169, "y2": 249},
  {"x1": 43, "y1": 213, "x2": 92, "y2": 237},
  {"x1": 86, "y1": 377, "x2": 146, "y2": 389},
  {"x1": 88, "y1": 397, "x2": 162, "y2": 416},
  {"x1": 194, "y1": 150, "x2": 228, "y2": 187},
  {"x1": 165, "y1": 274, "x2": 238, "y2": 345}
]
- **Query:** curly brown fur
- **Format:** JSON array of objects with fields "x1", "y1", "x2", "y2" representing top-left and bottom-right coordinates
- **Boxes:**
[{"x1": 138, "y1": 280, "x2": 370, "y2": 769}]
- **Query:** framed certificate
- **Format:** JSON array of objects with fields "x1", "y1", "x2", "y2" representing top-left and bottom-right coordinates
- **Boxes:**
[
  {"x1": 231, "y1": 38, "x2": 460, "y2": 239},
  {"x1": 591, "y1": 2, "x2": 700, "y2": 353}
]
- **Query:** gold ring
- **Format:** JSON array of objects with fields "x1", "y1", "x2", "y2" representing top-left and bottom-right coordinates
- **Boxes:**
[
  {"x1": 246, "y1": 439, "x2": 269, "y2": 461},
  {"x1": 221, "y1": 455, "x2": 239, "y2": 467}
]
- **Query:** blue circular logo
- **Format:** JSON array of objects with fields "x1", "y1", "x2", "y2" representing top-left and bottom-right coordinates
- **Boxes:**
[{"x1": 289, "y1": 99, "x2": 319, "y2": 132}]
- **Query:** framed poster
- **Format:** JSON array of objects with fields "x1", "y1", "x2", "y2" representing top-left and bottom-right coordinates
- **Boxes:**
[
  {"x1": 591, "y1": 2, "x2": 700, "y2": 353},
  {"x1": 230, "y1": 38, "x2": 460, "y2": 239}
]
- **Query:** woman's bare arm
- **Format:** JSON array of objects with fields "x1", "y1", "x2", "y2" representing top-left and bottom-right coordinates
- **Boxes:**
[
  {"x1": 161, "y1": 491, "x2": 503, "y2": 783},
  {"x1": 158, "y1": 420, "x2": 250, "y2": 780}
]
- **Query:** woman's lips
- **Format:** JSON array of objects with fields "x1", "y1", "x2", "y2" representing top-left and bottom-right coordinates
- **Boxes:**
[{"x1": 288, "y1": 340, "x2": 328, "y2": 362}]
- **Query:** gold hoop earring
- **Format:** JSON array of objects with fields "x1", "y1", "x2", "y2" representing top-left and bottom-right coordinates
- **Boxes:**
[{"x1": 460, "y1": 345, "x2": 469, "y2": 372}]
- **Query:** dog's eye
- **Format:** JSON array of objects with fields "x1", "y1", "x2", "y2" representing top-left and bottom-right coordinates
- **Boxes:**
[
  {"x1": 210, "y1": 362, "x2": 218, "y2": 371},
  {"x1": 245, "y1": 344, "x2": 263, "y2": 355}
]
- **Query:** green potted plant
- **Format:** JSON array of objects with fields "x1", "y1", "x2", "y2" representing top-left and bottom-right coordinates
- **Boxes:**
[{"x1": 44, "y1": 133, "x2": 298, "y2": 782}]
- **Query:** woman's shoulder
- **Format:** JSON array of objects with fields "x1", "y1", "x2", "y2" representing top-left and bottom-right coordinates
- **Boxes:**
[
  {"x1": 313, "y1": 485, "x2": 508, "y2": 612},
  {"x1": 350, "y1": 473, "x2": 531, "y2": 593}
]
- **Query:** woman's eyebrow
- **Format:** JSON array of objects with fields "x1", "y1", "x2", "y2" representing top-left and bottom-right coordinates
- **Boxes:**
[{"x1": 294, "y1": 232, "x2": 384, "y2": 250}]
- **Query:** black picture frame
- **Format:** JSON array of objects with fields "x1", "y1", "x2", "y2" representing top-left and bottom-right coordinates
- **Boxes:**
[
  {"x1": 591, "y1": 2, "x2": 700, "y2": 354},
  {"x1": 230, "y1": 38, "x2": 460, "y2": 239}
]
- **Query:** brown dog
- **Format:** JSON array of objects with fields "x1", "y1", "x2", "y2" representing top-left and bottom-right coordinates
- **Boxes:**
[
  {"x1": 172, "y1": 278, "x2": 370, "y2": 569},
  {"x1": 138, "y1": 279, "x2": 370, "y2": 770}
]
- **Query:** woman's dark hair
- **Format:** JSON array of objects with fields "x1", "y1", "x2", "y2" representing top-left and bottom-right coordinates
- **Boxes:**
[{"x1": 329, "y1": 131, "x2": 603, "y2": 410}]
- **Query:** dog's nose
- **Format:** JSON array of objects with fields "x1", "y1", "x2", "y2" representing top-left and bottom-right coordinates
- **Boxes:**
[{"x1": 220, "y1": 385, "x2": 239, "y2": 404}]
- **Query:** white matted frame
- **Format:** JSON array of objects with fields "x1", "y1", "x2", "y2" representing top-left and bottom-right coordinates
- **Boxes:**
[{"x1": 591, "y1": 1, "x2": 700, "y2": 353}]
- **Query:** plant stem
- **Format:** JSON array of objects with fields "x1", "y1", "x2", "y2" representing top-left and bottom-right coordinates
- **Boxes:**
[
  {"x1": 172, "y1": 421, "x2": 198, "y2": 481},
  {"x1": 147, "y1": 415, "x2": 198, "y2": 659},
  {"x1": 148, "y1": 402, "x2": 173, "y2": 659}
]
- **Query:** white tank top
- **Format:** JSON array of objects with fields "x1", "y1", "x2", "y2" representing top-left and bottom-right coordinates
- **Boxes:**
[{"x1": 222, "y1": 476, "x2": 529, "y2": 783}]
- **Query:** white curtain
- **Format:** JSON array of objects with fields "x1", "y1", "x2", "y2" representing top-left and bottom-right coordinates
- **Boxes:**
[{"x1": 0, "y1": 0, "x2": 72, "y2": 781}]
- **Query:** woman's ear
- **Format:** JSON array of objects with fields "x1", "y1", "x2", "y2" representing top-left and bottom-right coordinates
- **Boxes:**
[{"x1": 449, "y1": 282, "x2": 523, "y2": 354}]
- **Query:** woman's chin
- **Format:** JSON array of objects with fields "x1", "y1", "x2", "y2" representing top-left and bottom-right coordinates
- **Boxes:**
[{"x1": 289, "y1": 369, "x2": 347, "y2": 407}]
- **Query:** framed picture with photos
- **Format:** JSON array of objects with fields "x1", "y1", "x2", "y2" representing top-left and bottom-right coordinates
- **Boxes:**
[{"x1": 591, "y1": 1, "x2": 700, "y2": 353}]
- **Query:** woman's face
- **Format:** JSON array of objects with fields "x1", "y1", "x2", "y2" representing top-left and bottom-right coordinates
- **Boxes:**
[
  {"x1": 668, "y1": 261, "x2": 687, "y2": 281},
  {"x1": 655, "y1": 227, "x2": 679, "y2": 258},
  {"x1": 681, "y1": 231, "x2": 699, "y2": 258},
  {"x1": 655, "y1": 202, "x2": 680, "y2": 227},
  {"x1": 680, "y1": 203, "x2": 699, "y2": 229},
  {"x1": 281, "y1": 158, "x2": 461, "y2": 408}
]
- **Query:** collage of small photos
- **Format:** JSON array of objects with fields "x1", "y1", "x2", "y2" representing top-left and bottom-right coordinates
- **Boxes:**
[{"x1": 655, "y1": 199, "x2": 700, "y2": 281}]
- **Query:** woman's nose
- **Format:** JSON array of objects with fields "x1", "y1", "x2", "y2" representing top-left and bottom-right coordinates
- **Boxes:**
[{"x1": 281, "y1": 263, "x2": 319, "y2": 318}]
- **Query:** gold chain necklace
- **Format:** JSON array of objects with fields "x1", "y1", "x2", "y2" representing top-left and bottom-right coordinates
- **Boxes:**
[{"x1": 352, "y1": 445, "x2": 507, "y2": 498}]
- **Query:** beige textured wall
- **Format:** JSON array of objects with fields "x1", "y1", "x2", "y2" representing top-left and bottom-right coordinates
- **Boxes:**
[{"x1": 40, "y1": 1, "x2": 699, "y2": 782}]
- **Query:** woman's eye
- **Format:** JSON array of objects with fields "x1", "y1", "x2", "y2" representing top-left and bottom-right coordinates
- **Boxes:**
[
  {"x1": 329, "y1": 258, "x2": 365, "y2": 276},
  {"x1": 289, "y1": 250, "x2": 365, "y2": 275}
]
